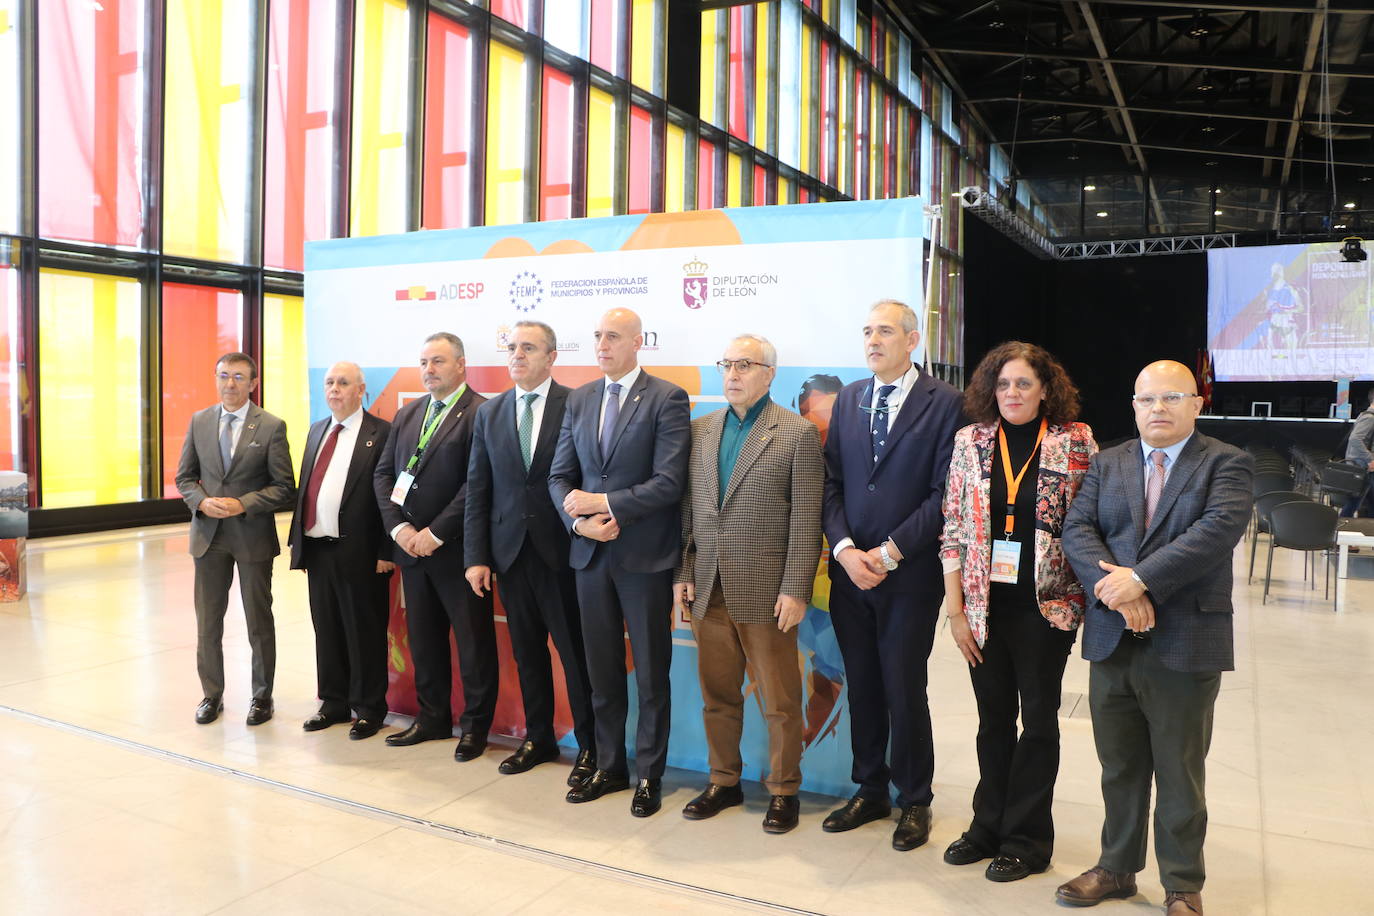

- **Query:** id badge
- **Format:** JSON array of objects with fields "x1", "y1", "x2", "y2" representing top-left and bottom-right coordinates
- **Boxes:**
[
  {"x1": 990, "y1": 539, "x2": 1021, "y2": 585},
  {"x1": 390, "y1": 471, "x2": 415, "y2": 506}
]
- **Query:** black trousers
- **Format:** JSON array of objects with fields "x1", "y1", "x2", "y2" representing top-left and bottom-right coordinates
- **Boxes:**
[
  {"x1": 303, "y1": 538, "x2": 391, "y2": 721},
  {"x1": 498, "y1": 539, "x2": 596, "y2": 752},
  {"x1": 829, "y1": 577, "x2": 940, "y2": 808},
  {"x1": 963, "y1": 599, "x2": 1076, "y2": 868},
  {"x1": 575, "y1": 549, "x2": 674, "y2": 779},
  {"x1": 400, "y1": 558, "x2": 497, "y2": 736}
]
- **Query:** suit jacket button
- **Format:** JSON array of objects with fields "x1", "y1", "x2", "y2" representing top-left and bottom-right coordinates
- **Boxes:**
[
  {"x1": 601, "y1": 474, "x2": 608, "y2": 480},
  {"x1": 868, "y1": 483, "x2": 876, "y2": 491}
]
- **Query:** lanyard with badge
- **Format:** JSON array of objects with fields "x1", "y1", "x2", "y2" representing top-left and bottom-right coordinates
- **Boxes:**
[
  {"x1": 390, "y1": 397, "x2": 452, "y2": 505},
  {"x1": 989, "y1": 417, "x2": 1047, "y2": 585}
]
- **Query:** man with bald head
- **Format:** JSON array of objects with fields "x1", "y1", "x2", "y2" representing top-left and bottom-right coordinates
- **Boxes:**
[
  {"x1": 1060, "y1": 360, "x2": 1253, "y2": 916},
  {"x1": 549, "y1": 307, "x2": 690, "y2": 817},
  {"x1": 289, "y1": 361, "x2": 394, "y2": 739}
]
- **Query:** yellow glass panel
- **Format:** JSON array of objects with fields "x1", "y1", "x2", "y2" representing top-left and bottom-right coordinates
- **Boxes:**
[
  {"x1": 778, "y1": 173, "x2": 791, "y2": 204},
  {"x1": 665, "y1": 122, "x2": 686, "y2": 213},
  {"x1": 727, "y1": 152, "x2": 743, "y2": 207},
  {"x1": 754, "y1": 3, "x2": 769, "y2": 150},
  {"x1": 486, "y1": 42, "x2": 528, "y2": 225},
  {"x1": 164, "y1": 0, "x2": 249, "y2": 262},
  {"x1": 350, "y1": 0, "x2": 410, "y2": 237},
  {"x1": 799, "y1": 24, "x2": 812, "y2": 176},
  {"x1": 39, "y1": 270, "x2": 142, "y2": 507},
  {"x1": 700, "y1": 11, "x2": 718, "y2": 127},
  {"x1": 587, "y1": 88, "x2": 617, "y2": 218},
  {"x1": 631, "y1": 0, "x2": 657, "y2": 92},
  {"x1": 262, "y1": 294, "x2": 310, "y2": 473}
]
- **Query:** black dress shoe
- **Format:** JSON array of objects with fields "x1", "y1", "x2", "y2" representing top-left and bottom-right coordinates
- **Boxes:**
[
  {"x1": 194, "y1": 698, "x2": 223, "y2": 725},
  {"x1": 245, "y1": 699, "x2": 274, "y2": 726},
  {"x1": 566, "y1": 769, "x2": 630, "y2": 803},
  {"x1": 498, "y1": 740, "x2": 560, "y2": 774},
  {"x1": 349, "y1": 718, "x2": 383, "y2": 740},
  {"x1": 943, "y1": 835, "x2": 991, "y2": 866},
  {"x1": 630, "y1": 778, "x2": 662, "y2": 817},
  {"x1": 303, "y1": 710, "x2": 351, "y2": 732},
  {"x1": 454, "y1": 732, "x2": 488, "y2": 762},
  {"x1": 385, "y1": 723, "x2": 451, "y2": 747},
  {"x1": 567, "y1": 748, "x2": 596, "y2": 787},
  {"x1": 985, "y1": 854, "x2": 1045, "y2": 882},
  {"x1": 763, "y1": 795, "x2": 800, "y2": 834},
  {"x1": 682, "y1": 783, "x2": 744, "y2": 820},
  {"x1": 892, "y1": 804, "x2": 931, "y2": 851},
  {"x1": 822, "y1": 795, "x2": 892, "y2": 833}
]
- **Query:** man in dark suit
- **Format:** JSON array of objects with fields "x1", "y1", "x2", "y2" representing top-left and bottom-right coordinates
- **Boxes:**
[
  {"x1": 374, "y1": 332, "x2": 496, "y2": 762},
  {"x1": 288, "y1": 361, "x2": 393, "y2": 740},
  {"x1": 548, "y1": 307, "x2": 690, "y2": 817},
  {"x1": 1059, "y1": 360, "x2": 1253, "y2": 916},
  {"x1": 464, "y1": 321, "x2": 596, "y2": 786},
  {"x1": 821, "y1": 300, "x2": 964, "y2": 850},
  {"x1": 176, "y1": 352, "x2": 295, "y2": 727}
]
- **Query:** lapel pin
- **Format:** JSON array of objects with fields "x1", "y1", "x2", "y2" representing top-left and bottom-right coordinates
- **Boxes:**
[
  {"x1": 365, "y1": 440, "x2": 373, "y2": 447},
  {"x1": 247, "y1": 423, "x2": 257, "y2": 430},
  {"x1": 633, "y1": 395, "x2": 641, "y2": 402}
]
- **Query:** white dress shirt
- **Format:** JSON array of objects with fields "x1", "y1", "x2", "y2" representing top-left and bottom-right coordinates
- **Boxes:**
[
  {"x1": 220, "y1": 402, "x2": 251, "y2": 459},
  {"x1": 513, "y1": 375, "x2": 554, "y2": 449},
  {"x1": 304, "y1": 407, "x2": 363, "y2": 539},
  {"x1": 574, "y1": 365, "x2": 641, "y2": 534}
]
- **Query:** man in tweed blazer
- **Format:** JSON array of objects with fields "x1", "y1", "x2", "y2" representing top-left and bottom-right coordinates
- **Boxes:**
[
  {"x1": 673, "y1": 334, "x2": 823, "y2": 835},
  {"x1": 1060, "y1": 360, "x2": 1253, "y2": 916}
]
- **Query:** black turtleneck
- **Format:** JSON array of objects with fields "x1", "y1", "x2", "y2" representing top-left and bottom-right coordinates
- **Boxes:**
[{"x1": 988, "y1": 414, "x2": 1043, "y2": 607}]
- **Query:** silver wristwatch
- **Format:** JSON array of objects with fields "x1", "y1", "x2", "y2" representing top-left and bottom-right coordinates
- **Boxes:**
[{"x1": 879, "y1": 541, "x2": 899, "y2": 571}]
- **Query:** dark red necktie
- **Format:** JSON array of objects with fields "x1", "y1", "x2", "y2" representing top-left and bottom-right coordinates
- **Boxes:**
[{"x1": 303, "y1": 423, "x2": 344, "y2": 530}]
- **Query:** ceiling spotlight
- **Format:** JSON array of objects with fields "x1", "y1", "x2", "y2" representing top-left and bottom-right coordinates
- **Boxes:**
[
  {"x1": 1196, "y1": 70, "x2": 1215, "y2": 92},
  {"x1": 1067, "y1": 144, "x2": 1080, "y2": 161},
  {"x1": 1201, "y1": 125, "x2": 1216, "y2": 133},
  {"x1": 1096, "y1": 210, "x2": 1109, "y2": 218},
  {"x1": 1335, "y1": 224, "x2": 1348, "y2": 230},
  {"x1": 1361, "y1": 175, "x2": 1373, "y2": 183},
  {"x1": 1214, "y1": 209, "x2": 1223, "y2": 216},
  {"x1": 1205, "y1": 160, "x2": 1220, "y2": 167},
  {"x1": 1187, "y1": 10, "x2": 1211, "y2": 39},
  {"x1": 1083, "y1": 183, "x2": 1097, "y2": 191},
  {"x1": 1341, "y1": 237, "x2": 1367, "y2": 263},
  {"x1": 1344, "y1": 202, "x2": 1358, "y2": 210}
]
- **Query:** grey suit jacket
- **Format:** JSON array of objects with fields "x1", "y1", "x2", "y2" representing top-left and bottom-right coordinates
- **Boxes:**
[
  {"x1": 675, "y1": 401, "x2": 824, "y2": 625},
  {"x1": 175, "y1": 403, "x2": 296, "y2": 561},
  {"x1": 1062, "y1": 432, "x2": 1253, "y2": 673}
]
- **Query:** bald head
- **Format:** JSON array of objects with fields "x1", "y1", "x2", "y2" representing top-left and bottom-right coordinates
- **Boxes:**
[
  {"x1": 1133, "y1": 360, "x2": 1202, "y2": 448},
  {"x1": 595, "y1": 308, "x2": 644, "y2": 381},
  {"x1": 324, "y1": 360, "x2": 366, "y2": 420}
]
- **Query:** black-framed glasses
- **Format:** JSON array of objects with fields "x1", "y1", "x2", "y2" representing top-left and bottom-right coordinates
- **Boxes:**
[{"x1": 716, "y1": 359, "x2": 773, "y2": 375}]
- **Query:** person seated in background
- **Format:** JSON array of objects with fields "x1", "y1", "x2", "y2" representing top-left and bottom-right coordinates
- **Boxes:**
[{"x1": 1341, "y1": 389, "x2": 1374, "y2": 517}]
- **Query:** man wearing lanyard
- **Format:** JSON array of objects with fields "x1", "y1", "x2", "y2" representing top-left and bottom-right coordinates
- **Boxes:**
[
  {"x1": 821, "y1": 300, "x2": 965, "y2": 850},
  {"x1": 1061, "y1": 360, "x2": 1252, "y2": 916},
  {"x1": 374, "y1": 332, "x2": 496, "y2": 760}
]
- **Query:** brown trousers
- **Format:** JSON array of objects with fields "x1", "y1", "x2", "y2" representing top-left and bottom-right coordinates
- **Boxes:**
[{"x1": 690, "y1": 582, "x2": 804, "y2": 795}]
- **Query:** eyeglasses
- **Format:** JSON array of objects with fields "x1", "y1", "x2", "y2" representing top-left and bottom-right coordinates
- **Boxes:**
[
  {"x1": 1131, "y1": 392, "x2": 1197, "y2": 409},
  {"x1": 996, "y1": 378, "x2": 1037, "y2": 392},
  {"x1": 716, "y1": 359, "x2": 773, "y2": 375},
  {"x1": 216, "y1": 372, "x2": 251, "y2": 383}
]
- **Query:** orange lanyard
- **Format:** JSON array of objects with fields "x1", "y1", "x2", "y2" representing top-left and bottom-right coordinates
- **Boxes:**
[{"x1": 997, "y1": 417, "x2": 1047, "y2": 538}]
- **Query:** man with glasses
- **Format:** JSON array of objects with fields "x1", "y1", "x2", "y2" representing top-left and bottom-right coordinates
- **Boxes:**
[
  {"x1": 1060, "y1": 360, "x2": 1253, "y2": 916},
  {"x1": 176, "y1": 352, "x2": 295, "y2": 727},
  {"x1": 673, "y1": 335, "x2": 823, "y2": 834}
]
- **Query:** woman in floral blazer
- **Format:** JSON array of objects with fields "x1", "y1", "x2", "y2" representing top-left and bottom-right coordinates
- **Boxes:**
[{"x1": 938, "y1": 341, "x2": 1097, "y2": 883}]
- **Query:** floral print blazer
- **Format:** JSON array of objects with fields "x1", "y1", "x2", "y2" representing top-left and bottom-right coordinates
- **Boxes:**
[{"x1": 939, "y1": 421, "x2": 1097, "y2": 648}]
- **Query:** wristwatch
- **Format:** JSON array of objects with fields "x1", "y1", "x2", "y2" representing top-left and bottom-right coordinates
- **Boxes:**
[{"x1": 879, "y1": 541, "x2": 899, "y2": 571}]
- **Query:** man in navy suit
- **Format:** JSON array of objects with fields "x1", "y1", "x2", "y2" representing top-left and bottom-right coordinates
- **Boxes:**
[
  {"x1": 548, "y1": 307, "x2": 690, "y2": 817},
  {"x1": 821, "y1": 299, "x2": 964, "y2": 850},
  {"x1": 1059, "y1": 360, "x2": 1252, "y2": 916},
  {"x1": 464, "y1": 321, "x2": 597, "y2": 786},
  {"x1": 288, "y1": 361, "x2": 393, "y2": 740},
  {"x1": 374, "y1": 332, "x2": 496, "y2": 762}
]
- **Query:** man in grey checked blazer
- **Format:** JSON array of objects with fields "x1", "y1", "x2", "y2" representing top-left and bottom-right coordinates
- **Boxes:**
[
  {"x1": 674, "y1": 334, "x2": 824, "y2": 835},
  {"x1": 1060, "y1": 360, "x2": 1253, "y2": 916}
]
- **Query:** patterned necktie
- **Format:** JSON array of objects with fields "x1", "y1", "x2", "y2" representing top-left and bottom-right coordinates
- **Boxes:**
[
  {"x1": 600, "y1": 382, "x2": 622, "y2": 458},
  {"x1": 1145, "y1": 448, "x2": 1167, "y2": 526},
  {"x1": 302, "y1": 423, "x2": 344, "y2": 531},
  {"x1": 518, "y1": 392, "x2": 538, "y2": 470},
  {"x1": 424, "y1": 397, "x2": 445, "y2": 435},
  {"x1": 219, "y1": 412, "x2": 237, "y2": 470},
  {"x1": 872, "y1": 384, "x2": 897, "y2": 463}
]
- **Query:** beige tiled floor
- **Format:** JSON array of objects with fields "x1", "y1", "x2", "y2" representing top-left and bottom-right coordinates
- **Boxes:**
[{"x1": 0, "y1": 521, "x2": 1369, "y2": 914}]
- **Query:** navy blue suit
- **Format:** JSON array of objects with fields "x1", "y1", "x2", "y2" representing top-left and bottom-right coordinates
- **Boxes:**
[
  {"x1": 822, "y1": 367, "x2": 965, "y2": 808},
  {"x1": 548, "y1": 369, "x2": 690, "y2": 778}
]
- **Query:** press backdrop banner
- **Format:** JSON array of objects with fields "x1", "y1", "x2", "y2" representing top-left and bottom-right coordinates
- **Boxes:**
[{"x1": 305, "y1": 198, "x2": 925, "y2": 798}]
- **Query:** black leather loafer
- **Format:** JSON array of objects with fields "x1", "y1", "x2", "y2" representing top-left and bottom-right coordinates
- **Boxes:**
[
  {"x1": 943, "y1": 835, "x2": 990, "y2": 865},
  {"x1": 567, "y1": 748, "x2": 597, "y2": 787},
  {"x1": 245, "y1": 699, "x2": 274, "y2": 726},
  {"x1": 986, "y1": 854, "x2": 1045, "y2": 882},
  {"x1": 194, "y1": 698, "x2": 223, "y2": 725},
  {"x1": 630, "y1": 778, "x2": 662, "y2": 817},
  {"x1": 349, "y1": 718, "x2": 383, "y2": 740},
  {"x1": 762, "y1": 795, "x2": 800, "y2": 834},
  {"x1": 682, "y1": 783, "x2": 744, "y2": 820},
  {"x1": 498, "y1": 740, "x2": 560, "y2": 774},
  {"x1": 303, "y1": 710, "x2": 351, "y2": 732},
  {"x1": 566, "y1": 769, "x2": 630, "y2": 803},
  {"x1": 892, "y1": 804, "x2": 931, "y2": 851},
  {"x1": 454, "y1": 732, "x2": 488, "y2": 762},
  {"x1": 822, "y1": 795, "x2": 892, "y2": 833},
  {"x1": 385, "y1": 723, "x2": 452, "y2": 747}
]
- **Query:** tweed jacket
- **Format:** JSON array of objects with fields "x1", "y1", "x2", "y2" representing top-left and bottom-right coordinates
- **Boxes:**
[
  {"x1": 939, "y1": 421, "x2": 1096, "y2": 648},
  {"x1": 675, "y1": 400, "x2": 824, "y2": 624}
]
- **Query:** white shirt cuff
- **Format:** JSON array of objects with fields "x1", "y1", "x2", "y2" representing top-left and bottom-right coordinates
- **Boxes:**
[
  {"x1": 390, "y1": 523, "x2": 408, "y2": 541},
  {"x1": 428, "y1": 530, "x2": 443, "y2": 548},
  {"x1": 832, "y1": 537, "x2": 855, "y2": 559}
]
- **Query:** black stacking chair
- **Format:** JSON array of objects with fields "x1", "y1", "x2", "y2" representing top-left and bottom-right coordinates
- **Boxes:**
[
  {"x1": 1263, "y1": 501, "x2": 1339, "y2": 612},
  {"x1": 1249, "y1": 490, "x2": 1310, "y2": 582}
]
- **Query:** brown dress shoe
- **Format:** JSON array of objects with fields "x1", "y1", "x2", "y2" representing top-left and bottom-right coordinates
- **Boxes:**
[
  {"x1": 1164, "y1": 890, "x2": 1203, "y2": 915},
  {"x1": 1055, "y1": 866, "x2": 1137, "y2": 907}
]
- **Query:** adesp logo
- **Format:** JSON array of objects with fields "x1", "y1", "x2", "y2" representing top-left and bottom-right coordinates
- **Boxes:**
[{"x1": 395, "y1": 283, "x2": 484, "y2": 302}]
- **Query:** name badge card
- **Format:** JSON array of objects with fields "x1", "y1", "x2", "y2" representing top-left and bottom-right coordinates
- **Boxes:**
[
  {"x1": 390, "y1": 471, "x2": 415, "y2": 506},
  {"x1": 990, "y1": 539, "x2": 1021, "y2": 584}
]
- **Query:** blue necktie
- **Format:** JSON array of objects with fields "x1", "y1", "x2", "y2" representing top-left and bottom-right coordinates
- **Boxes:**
[
  {"x1": 600, "y1": 383, "x2": 622, "y2": 459},
  {"x1": 872, "y1": 384, "x2": 896, "y2": 463}
]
